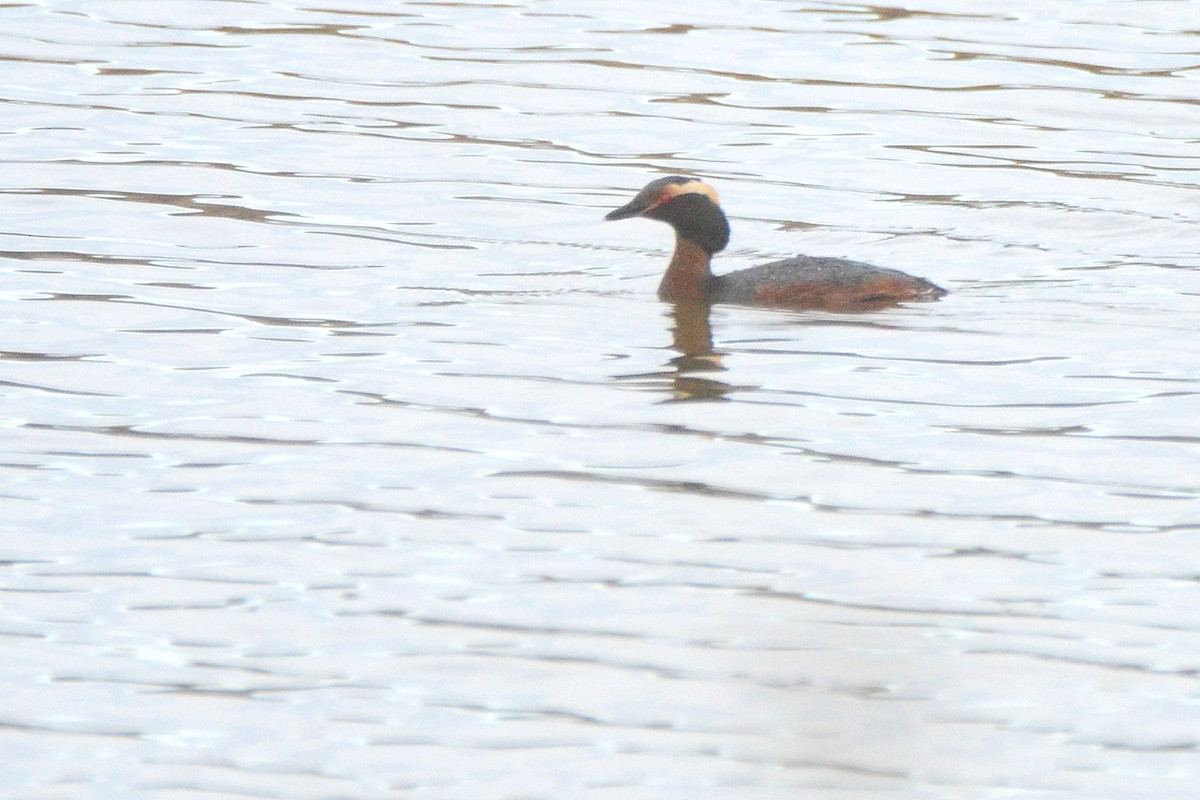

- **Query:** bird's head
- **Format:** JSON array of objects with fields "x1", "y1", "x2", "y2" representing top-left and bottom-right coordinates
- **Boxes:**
[{"x1": 605, "y1": 176, "x2": 730, "y2": 254}]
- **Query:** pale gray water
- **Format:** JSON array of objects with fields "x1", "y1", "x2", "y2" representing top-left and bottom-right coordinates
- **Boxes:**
[{"x1": 2, "y1": 1, "x2": 1199, "y2": 798}]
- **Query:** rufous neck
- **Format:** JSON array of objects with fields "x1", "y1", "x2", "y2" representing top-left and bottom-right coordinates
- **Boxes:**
[{"x1": 657, "y1": 237, "x2": 713, "y2": 303}]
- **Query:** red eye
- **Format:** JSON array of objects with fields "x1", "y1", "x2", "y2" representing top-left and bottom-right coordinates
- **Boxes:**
[{"x1": 643, "y1": 190, "x2": 674, "y2": 212}]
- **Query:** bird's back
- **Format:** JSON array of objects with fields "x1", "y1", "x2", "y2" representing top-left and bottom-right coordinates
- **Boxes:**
[{"x1": 708, "y1": 255, "x2": 945, "y2": 310}]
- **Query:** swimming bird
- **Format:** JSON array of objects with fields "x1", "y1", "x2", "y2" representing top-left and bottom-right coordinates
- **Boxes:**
[{"x1": 605, "y1": 176, "x2": 946, "y2": 311}]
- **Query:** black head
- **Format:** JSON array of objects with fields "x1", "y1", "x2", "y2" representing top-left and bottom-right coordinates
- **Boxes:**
[{"x1": 605, "y1": 176, "x2": 730, "y2": 254}]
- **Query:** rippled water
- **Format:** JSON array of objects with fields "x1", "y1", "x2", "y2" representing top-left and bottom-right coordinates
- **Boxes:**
[{"x1": 3, "y1": 1, "x2": 1199, "y2": 798}]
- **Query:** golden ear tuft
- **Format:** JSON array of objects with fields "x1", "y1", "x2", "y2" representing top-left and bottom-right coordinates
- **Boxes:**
[{"x1": 664, "y1": 180, "x2": 720, "y2": 206}]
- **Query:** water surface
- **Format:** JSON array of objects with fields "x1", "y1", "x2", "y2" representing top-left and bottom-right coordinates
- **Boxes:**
[{"x1": 2, "y1": 2, "x2": 1199, "y2": 798}]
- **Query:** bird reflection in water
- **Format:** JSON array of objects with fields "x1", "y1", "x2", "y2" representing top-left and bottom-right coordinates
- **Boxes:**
[{"x1": 664, "y1": 300, "x2": 734, "y2": 402}]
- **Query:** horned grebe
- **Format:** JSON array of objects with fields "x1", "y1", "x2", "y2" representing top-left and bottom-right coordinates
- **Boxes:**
[{"x1": 606, "y1": 176, "x2": 945, "y2": 311}]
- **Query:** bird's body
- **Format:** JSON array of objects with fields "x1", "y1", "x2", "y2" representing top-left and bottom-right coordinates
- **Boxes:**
[
  {"x1": 605, "y1": 176, "x2": 945, "y2": 311},
  {"x1": 710, "y1": 254, "x2": 944, "y2": 310}
]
